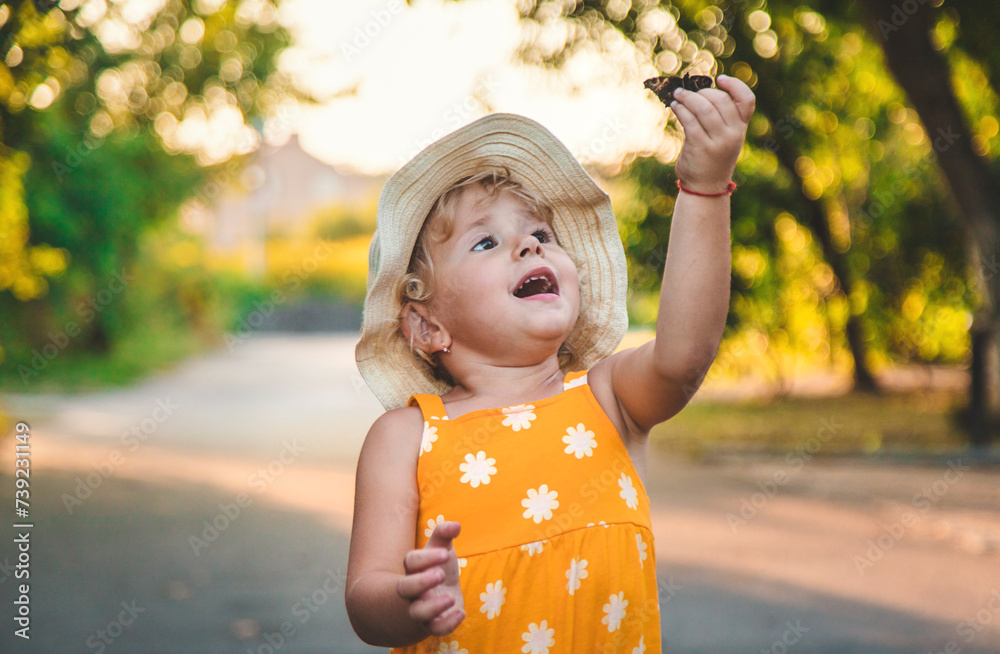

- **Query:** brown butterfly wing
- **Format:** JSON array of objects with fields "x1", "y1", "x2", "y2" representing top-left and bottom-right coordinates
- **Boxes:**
[
  {"x1": 643, "y1": 76, "x2": 683, "y2": 106},
  {"x1": 682, "y1": 74, "x2": 714, "y2": 92}
]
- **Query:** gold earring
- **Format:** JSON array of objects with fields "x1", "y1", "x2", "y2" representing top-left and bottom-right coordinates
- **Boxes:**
[{"x1": 441, "y1": 346, "x2": 450, "y2": 354}]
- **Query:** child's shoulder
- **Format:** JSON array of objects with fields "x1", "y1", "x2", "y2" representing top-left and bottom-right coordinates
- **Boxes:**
[
  {"x1": 366, "y1": 404, "x2": 424, "y2": 443},
  {"x1": 357, "y1": 404, "x2": 425, "y2": 478}
]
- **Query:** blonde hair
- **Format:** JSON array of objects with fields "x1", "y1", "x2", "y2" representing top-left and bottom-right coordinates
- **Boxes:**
[{"x1": 393, "y1": 167, "x2": 577, "y2": 382}]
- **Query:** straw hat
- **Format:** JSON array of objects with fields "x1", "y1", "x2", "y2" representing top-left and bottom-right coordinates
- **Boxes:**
[{"x1": 355, "y1": 113, "x2": 628, "y2": 411}]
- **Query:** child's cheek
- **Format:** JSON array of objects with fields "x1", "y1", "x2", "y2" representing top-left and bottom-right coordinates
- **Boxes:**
[{"x1": 434, "y1": 280, "x2": 462, "y2": 305}]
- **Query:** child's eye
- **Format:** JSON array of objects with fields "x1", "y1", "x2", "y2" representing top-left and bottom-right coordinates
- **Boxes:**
[
  {"x1": 533, "y1": 228, "x2": 553, "y2": 243},
  {"x1": 472, "y1": 235, "x2": 497, "y2": 251}
]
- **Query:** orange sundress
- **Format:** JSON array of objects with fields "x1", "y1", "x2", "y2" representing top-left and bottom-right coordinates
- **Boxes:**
[{"x1": 392, "y1": 369, "x2": 661, "y2": 654}]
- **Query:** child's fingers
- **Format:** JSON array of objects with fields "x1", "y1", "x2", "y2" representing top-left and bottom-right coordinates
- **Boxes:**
[
  {"x1": 408, "y1": 592, "x2": 456, "y2": 624},
  {"x1": 396, "y1": 567, "x2": 446, "y2": 600},
  {"x1": 426, "y1": 605, "x2": 466, "y2": 637},
  {"x1": 675, "y1": 87, "x2": 741, "y2": 138},
  {"x1": 403, "y1": 547, "x2": 450, "y2": 574},
  {"x1": 670, "y1": 100, "x2": 706, "y2": 140},
  {"x1": 698, "y1": 88, "x2": 745, "y2": 130},
  {"x1": 716, "y1": 74, "x2": 756, "y2": 123},
  {"x1": 424, "y1": 520, "x2": 462, "y2": 550}
]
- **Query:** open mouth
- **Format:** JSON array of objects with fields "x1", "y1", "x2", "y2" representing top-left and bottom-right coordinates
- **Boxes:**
[{"x1": 513, "y1": 267, "x2": 560, "y2": 298}]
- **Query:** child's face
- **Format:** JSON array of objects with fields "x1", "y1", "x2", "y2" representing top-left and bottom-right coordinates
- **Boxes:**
[{"x1": 424, "y1": 185, "x2": 581, "y2": 361}]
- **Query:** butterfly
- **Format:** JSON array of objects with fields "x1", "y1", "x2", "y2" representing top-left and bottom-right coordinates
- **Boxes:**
[{"x1": 643, "y1": 73, "x2": 714, "y2": 106}]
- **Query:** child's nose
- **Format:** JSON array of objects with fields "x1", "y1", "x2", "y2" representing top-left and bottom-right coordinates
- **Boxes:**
[{"x1": 515, "y1": 235, "x2": 543, "y2": 258}]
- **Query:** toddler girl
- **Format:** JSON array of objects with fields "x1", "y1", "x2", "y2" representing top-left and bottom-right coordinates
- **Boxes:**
[{"x1": 347, "y1": 76, "x2": 753, "y2": 652}]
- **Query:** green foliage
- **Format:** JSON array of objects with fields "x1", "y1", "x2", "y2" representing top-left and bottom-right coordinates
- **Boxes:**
[
  {"x1": 306, "y1": 201, "x2": 377, "y2": 241},
  {"x1": 0, "y1": 0, "x2": 296, "y2": 386},
  {"x1": 21, "y1": 103, "x2": 202, "y2": 346},
  {"x1": 0, "y1": 145, "x2": 68, "y2": 309},
  {"x1": 521, "y1": 0, "x2": 978, "y2": 371},
  {"x1": 0, "y1": 222, "x2": 270, "y2": 390}
]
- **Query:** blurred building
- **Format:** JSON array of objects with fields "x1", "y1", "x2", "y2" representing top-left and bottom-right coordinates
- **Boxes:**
[{"x1": 181, "y1": 134, "x2": 384, "y2": 273}]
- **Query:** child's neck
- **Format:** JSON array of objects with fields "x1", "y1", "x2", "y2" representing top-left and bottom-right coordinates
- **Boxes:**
[{"x1": 440, "y1": 356, "x2": 565, "y2": 413}]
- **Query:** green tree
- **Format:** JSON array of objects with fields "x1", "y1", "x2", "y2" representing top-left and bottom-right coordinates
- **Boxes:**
[
  {"x1": 852, "y1": 0, "x2": 1000, "y2": 445},
  {"x1": 0, "y1": 0, "x2": 294, "y2": 371},
  {"x1": 503, "y1": 1, "x2": 979, "y2": 435}
]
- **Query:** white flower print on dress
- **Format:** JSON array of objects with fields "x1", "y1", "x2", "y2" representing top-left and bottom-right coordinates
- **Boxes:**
[
  {"x1": 520, "y1": 540, "x2": 545, "y2": 556},
  {"x1": 562, "y1": 423, "x2": 597, "y2": 459},
  {"x1": 565, "y1": 558, "x2": 589, "y2": 595},
  {"x1": 459, "y1": 451, "x2": 497, "y2": 488},
  {"x1": 479, "y1": 580, "x2": 506, "y2": 619},
  {"x1": 563, "y1": 374, "x2": 588, "y2": 390},
  {"x1": 437, "y1": 642, "x2": 467, "y2": 654},
  {"x1": 632, "y1": 636, "x2": 646, "y2": 654},
  {"x1": 420, "y1": 421, "x2": 438, "y2": 455},
  {"x1": 502, "y1": 404, "x2": 536, "y2": 431},
  {"x1": 424, "y1": 514, "x2": 446, "y2": 539},
  {"x1": 522, "y1": 485, "x2": 559, "y2": 523},
  {"x1": 458, "y1": 558, "x2": 467, "y2": 573},
  {"x1": 636, "y1": 534, "x2": 648, "y2": 568},
  {"x1": 619, "y1": 473, "x2": 639, "y2": 510},
  {"x1": 521, "y1": 620, "x2": 555, "y2": 654},
  {"x1": 602, "y1": 592, "x2": 628, "y2": 632}
]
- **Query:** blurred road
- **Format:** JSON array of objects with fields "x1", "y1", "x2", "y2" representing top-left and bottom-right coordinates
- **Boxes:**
[{"x1": 1, "y1": 333, "x2": 999, "y2": 653}]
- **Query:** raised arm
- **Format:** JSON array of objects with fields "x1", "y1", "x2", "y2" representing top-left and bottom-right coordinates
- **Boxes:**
[{"x1": 599, "y1": 75, "x2": 755, "y2": 435}]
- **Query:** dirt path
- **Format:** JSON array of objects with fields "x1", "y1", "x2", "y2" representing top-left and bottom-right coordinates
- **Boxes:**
[{"x1": 1, "y1": 334, "x2": 998, "y2": 653}]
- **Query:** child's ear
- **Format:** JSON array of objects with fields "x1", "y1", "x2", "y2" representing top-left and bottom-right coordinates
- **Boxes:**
[{"x1": 400, "y1": 302, "x2": 450, "y2": 353}]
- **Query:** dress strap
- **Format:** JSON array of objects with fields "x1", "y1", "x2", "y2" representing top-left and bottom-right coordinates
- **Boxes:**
[
  {"x1": 407, "y1": 394, "x2": 450, "y2": 422},
  {"x1": 562, "y1": 368, "x2": 590, "y2": 390}
]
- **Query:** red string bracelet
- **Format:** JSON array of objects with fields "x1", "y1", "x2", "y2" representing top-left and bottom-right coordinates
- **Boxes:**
[{"x1": 676, "y1": 179, "x2": 737, "y2": 197}]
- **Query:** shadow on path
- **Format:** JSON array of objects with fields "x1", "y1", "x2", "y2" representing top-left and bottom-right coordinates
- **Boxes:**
[{"x1": 0, "y1": 469, "x2": 379, "y2": 654}]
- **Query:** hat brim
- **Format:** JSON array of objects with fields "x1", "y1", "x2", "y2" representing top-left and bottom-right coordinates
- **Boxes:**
[{"x1": 356, "y1": 113, "x2": 628, "y2": 411}]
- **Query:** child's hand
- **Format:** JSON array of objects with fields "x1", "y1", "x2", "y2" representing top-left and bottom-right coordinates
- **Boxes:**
[
  {"x1": 397, "y1": 520, "x2": 465, "y2": 637},
  {"x1": 671, "y1": 74, "x2": 755, "y2": 193}
]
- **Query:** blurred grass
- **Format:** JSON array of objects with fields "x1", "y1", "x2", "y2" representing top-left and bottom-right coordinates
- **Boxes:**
[
  {"x1": 0, "y1": 322, "x2": 206, "y2": 392},
  {"x1": 653, "y1": 387, "x2": 969, "y2": 457}
]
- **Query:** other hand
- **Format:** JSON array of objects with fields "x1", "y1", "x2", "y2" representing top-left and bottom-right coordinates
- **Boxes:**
[{"x1": 396, "y1": 520, "x2": 465, "y2": 637}]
